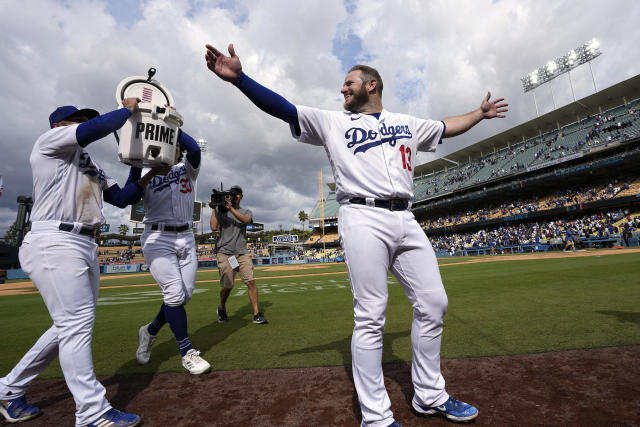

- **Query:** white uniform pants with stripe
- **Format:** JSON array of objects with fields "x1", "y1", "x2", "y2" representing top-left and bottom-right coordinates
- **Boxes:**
[
  {"x1": 0, "y1": 230, "x2": 111, "y2": 426},
  {"x1": 141, "y1": 230, "x2": 197, "y2": 307},
  {"x1": 339, "y1": 204, "x2": 450, "y2": 427}
]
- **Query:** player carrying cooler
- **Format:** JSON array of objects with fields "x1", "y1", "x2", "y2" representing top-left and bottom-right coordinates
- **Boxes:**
[
  {"x1": 0, "y1": 99, "x2": 163, "y2": 427},
  {"x1": 204, "y1": 43, "x2": 507, "y2": 426}
]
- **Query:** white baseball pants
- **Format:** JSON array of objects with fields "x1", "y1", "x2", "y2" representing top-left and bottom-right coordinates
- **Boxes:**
[
  {"x1": 0, "y1": 224, "x2": 111, "y2": 426},
  {"x1": 339, "y1": 204, "x2": 450, "y2": 427},
  {"x1": 141, "y1": 229, "x2": 197, "y2": 306}
]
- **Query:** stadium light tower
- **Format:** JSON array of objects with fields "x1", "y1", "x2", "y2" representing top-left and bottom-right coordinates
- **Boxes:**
[
  {"x1": 196, "y1": 138, "x2": 208, "y2": 153},
  {"x1": 520, "y1": 38, "x2": 602, "y2": 116},
  {"x1": 195, "y1": 138, "x2": 208, "y2": 234}
]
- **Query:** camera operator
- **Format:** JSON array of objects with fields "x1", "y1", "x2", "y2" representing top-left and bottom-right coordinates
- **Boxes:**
[{"x1": 209, "y1": 185, "x2": 268, "y2": 324}]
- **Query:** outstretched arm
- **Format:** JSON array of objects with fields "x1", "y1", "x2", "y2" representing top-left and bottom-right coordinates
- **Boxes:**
[
  {"x1": 442, "y1": 92, "x2": 508, "y2": 138},
  {"x1": 205, "y1": 43, "x2": 298, "y2": 126}
]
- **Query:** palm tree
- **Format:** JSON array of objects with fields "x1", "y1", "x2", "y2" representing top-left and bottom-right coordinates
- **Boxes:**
[
  {"x1": 298, "y1": 210, "x2": 309, "y2": 231},
  {"x1": 118, "y1": 224, "x2": 129, "y2": 243}
]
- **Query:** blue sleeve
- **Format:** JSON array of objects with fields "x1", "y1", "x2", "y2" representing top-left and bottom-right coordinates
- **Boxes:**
[
  {"x1": 178, "y1": 129, "x2": 201, "y2": 169},
  {"x1": 234, "y1": 72, "x2": 299, "y2": 127},
  {"x1": 76, "y1": 108, "x2": 132, "y2": 147},
  {"x1": 103, "y1": 180, "x2": 144, "y2": 208},
  {"x1": 128, "y1": 167, "x2": 142, "y2": 185}
]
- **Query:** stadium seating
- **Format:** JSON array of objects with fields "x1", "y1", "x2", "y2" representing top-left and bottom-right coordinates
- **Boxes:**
[{"x1": 413, "y1": 98, "x2": 640, "y2": 202}]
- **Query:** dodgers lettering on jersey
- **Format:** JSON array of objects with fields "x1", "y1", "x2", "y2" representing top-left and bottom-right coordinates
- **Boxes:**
[
  {"x1": 291, "y1": 106, "x2": 444, "y2": 203},
  {"x1": 142, "y1": 159, "x2": 199, "y2": 224},
  {"x1": 29, "y1": 124, "x2": 116, "y2": 227},
  {"x1": 345, "y1": 123, "x2": 413, "y2": 154}
]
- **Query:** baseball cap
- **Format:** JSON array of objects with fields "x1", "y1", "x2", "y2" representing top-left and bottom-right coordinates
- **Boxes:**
[
  {"x1": 229, "y1": 185, "x2": 243, "y2": 194},
  {"x1": 49, "y1": 106, "x2": 99, "y2": 128}
]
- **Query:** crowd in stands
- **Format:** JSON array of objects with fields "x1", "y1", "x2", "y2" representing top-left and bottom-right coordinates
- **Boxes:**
[
  {"x1": 421, "y1": 177, "x2": 638, "y2": 230},
  {"x1": 195, "y1": 241, "x2": 270, "y2": 259},
  {"x1": 293, "y1": 247, "x2": 344, "y2": 262},
  {"x1": 305, "y1": 231, "x2": 340, "y2": 245},
  {"x1": 413, "y1": 98, "x2": 640, "y2": 200},
  {"x1": 98, "y1": 246, "x2": 141, "y2": 264},
  {"x1": 429, "y1": 210, "x2": 640, "y2": 255},
  {"x1": 197, "y1": 244, "x2": 216, "y2": 259},
  {"x1": 248, "y1": 242, "x2": 270, "y2": 257}
]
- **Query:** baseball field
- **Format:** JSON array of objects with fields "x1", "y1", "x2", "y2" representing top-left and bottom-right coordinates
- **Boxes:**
[{"x1": 1, "y1": 248, "x2": 639, "y2": 426}]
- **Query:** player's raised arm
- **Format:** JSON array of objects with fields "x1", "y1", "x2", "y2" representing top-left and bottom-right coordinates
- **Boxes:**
[
  {"x1": 205, "y1": 43, "x2": 243, "y2": 82},
  {"x1": 75, "y1": 97, "x2": 140, "y2": 146},
  {"x1": 205, "y1": 43, "x2": 298, "y2": 127},
  {"x1": 442, "y1": 91, "x2": 508, "y2": 138}
]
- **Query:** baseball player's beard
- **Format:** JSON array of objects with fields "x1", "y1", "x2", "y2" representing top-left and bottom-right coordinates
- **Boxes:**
[{"x1": 344, "y1": 86, "x2": 369, "y2": 113}]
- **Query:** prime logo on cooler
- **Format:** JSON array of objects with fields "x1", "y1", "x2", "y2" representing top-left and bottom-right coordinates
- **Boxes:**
[{"x1": 134, "y1": 122, "x2": 176, "y2": 145}]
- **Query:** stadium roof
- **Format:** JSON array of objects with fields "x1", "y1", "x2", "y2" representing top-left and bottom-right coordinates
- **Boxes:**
[{"x1": 414, "y1": 73, "x2": 640, "y2": 175}]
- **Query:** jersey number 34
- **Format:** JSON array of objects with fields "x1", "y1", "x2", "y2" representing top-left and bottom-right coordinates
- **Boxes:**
[{"x1": 180, "y1": 178, "x2": 193, "y2": 194}]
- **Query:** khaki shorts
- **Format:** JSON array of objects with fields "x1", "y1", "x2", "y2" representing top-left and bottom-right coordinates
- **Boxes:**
[{"x1": 217, "y1": 253, "x2": 254, "y2": 289}]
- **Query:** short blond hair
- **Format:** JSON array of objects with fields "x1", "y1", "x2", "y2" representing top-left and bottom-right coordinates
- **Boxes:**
[{"x1": 349, "y1": 65, "x2": 383, "y2": 97}]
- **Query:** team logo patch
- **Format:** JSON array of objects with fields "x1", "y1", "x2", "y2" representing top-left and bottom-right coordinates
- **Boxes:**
[{"x1": 344, "y1": 122, "x2": 412, "y2": 154}]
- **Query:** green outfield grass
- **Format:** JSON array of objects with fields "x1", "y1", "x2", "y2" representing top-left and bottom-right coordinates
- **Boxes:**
[{"x1": 0, "y1": 251, "x2": 639, "y2": 379}]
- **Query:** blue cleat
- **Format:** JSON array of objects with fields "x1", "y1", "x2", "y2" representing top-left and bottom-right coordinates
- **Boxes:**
[
  {"x1": 86, "y1": 408, "x2": 141, "y2": 427},
  {"x1": 0, "y1": 395, "x2": 40, "y2": 423},
  {"x1": 412, "y1": 396, "x2": 478, "y2": 422}
]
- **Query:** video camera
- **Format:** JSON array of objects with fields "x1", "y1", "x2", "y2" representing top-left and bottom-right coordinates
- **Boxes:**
[{"x1": 209, "y1": 183, "x2": 232, "y2": 210}]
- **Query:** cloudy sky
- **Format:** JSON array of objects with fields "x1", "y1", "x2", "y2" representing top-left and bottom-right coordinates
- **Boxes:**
[{"x1": 2, "y1": 0, "x2": 640, "y2": 235}]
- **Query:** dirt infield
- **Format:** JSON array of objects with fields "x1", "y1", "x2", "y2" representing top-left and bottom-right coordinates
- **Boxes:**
[{"x1": 13, "y1": 345, "x2": 640, "y2": 426}]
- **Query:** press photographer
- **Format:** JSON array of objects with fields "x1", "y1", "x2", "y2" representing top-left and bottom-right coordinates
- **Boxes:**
[{"x1": 209, "y1": 185, "x2": 268, "y2": 324}]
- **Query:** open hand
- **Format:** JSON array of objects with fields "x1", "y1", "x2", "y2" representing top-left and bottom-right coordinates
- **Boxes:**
[
  {"x1": 480, "y1": 92, "x2": 508, "y2": 119},
  {"x1": 205, "y1": 43, "x2": 242, "y2": 83}
]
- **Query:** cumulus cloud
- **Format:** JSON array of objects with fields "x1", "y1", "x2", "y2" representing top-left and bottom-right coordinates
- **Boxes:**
[{"x1": 1, "y1": 0, "x2": 640, "y2": 236}]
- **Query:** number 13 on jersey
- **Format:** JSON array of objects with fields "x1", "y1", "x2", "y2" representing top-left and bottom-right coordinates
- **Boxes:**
[{"x1": 399, "y1": 144, "x2": 412, "y2": 171}]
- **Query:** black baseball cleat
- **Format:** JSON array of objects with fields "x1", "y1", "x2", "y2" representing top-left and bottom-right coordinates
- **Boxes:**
[
  {"x1": 217, "y1": 307, "x2": 229, "y2": 323},
  {"x1": 253, "y1": 312, "x2": 268, "y2": 324}
]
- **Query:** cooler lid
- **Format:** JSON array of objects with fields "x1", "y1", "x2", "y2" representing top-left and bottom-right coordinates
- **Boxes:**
[{"x1": 115, "y1": 68, "x2": 174, "y2": 107}]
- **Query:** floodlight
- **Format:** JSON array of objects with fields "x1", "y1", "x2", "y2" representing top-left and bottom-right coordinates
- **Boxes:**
[
  {"x1": 520, "y1": 38, "x2": 601, "y2": 92},
  {"x1": 196, "y1": 138, "x2": 208, "y2": 153}
]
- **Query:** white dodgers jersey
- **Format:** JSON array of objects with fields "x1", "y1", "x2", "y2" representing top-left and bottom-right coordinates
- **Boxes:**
[
  {"x1": 142, "y1": 159, "x2": 199, "y2": 224},
  {"x1": 291, "y1": 106, "x2": 444, "y2": 203},
  {"x1": 29, "y1": 125, "x2": 117, "y2": 227}
]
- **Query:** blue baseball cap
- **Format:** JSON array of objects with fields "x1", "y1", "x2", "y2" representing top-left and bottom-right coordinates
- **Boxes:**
[
  {"x1": 49, "y1": 106, "x2": 99, "y2": 128},
  {"x1": 230, "y1": 185, "x2": 243, "y2": 194}
]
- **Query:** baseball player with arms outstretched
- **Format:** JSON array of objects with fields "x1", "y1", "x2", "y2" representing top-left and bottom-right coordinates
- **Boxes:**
[
  {"x1": 0, "y1": 99, "x2": 163, "y2": 427},
  {"x1": 205, "y1": 43, "x2": 507, "y2": 426},
  {"x1": 134, "y1": 123, "x2": 211, "y2": 375}
]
